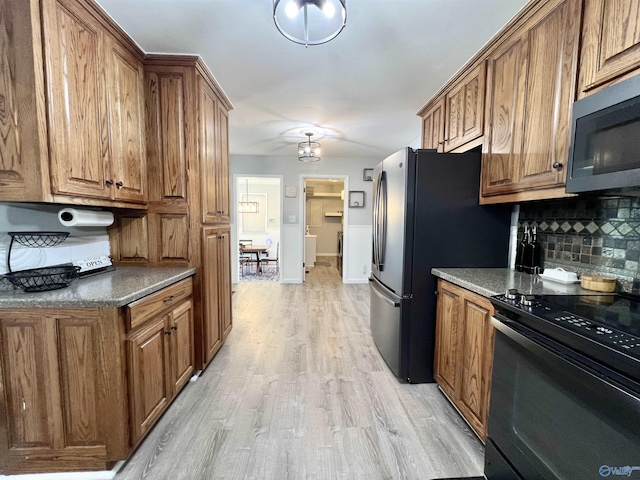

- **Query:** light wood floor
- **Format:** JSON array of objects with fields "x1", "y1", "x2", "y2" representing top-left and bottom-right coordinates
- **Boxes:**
[{"x1": 115, "y1": 258, "x2": 483, "y2": 480}]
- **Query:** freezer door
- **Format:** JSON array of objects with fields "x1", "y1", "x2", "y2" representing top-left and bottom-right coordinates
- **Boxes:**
[{"x1": 369, "y1": 277, "x2": 403, "y2": 378}]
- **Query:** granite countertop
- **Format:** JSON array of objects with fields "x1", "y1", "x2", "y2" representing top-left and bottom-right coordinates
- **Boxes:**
[
  {"x1": 0, "y1": 267, "x2": 196, "y2": 308},
  {"x1": 432, "y1": 268, "x2": 604, "y2": 298}
]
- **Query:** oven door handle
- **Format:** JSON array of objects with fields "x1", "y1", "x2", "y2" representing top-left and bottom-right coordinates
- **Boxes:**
[{"x1": 491, "y1": 315, "x2": 640, "y2": 399}]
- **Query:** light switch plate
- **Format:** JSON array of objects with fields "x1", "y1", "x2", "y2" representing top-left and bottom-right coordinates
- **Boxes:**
[{"x1": 288, "y1": 215, "x2": 296, "y2": 223}]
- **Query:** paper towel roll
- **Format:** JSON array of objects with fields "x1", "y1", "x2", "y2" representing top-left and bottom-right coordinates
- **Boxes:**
[{"x1": 58, "y1": 208, "x2": 114, "y2": 227}]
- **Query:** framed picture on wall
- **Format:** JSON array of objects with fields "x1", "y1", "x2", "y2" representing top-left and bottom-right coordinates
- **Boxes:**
[
  {"x1": 363, "y1": 168, "x2": 374, "y2": 181},
  {"x1": 348, "y1": 191, "x2": 365, "y2": 208}
]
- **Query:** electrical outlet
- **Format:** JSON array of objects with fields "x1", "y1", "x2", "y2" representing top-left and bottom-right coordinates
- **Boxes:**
[{"x1": 362, "y1": 264, "x2": 367, "y2": 274}]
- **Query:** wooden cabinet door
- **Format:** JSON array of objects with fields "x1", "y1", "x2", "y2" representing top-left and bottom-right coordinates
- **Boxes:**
[
  {"x1": 218, "y1": 227, "x2": 233, "y2": 340},
  {"x1": 199, "y1": 78, "x2": 219, "y2": 224},
  {"x1": 458, "y1": 295, "x2": 494, "y2": 439},
  {"x1": 107, "y1": 40, "x2": 147, "y2": 203},
  {"x1": 202, "y1": 227, "x2": 223, "y2": 364},
  {"x1": 0, "y1": 309, "x2": 108, "y2": 473},
  {"x1": 42, "y1": 0, "x2": 111, "y2": 199},
  {"x1": 434, "y1": 282, "x2": 461, "y2": 399},
  {"x1": 579, "y1": 0, "x2": 640, "y2": 96},
  {"x1": 145, "y1": 71, "x2": 188, "y2": 204},
  {"x1": 127, "y1": 315, "x2": 170, "y2": 445},
  {"x1": 482, "y1": 0, "x2": 579, "y2": 198},
  {"x1": 216, "y1": 103, "x2": 231, "y2": 223},
  {"x1": 169, "y1": 300, "x2": 194, "y2": 395},
  {"x1": 421, "y1": 98, "x2": 445, "y2": 151},
  {"x1": 444, "y1": 63, "x2": 486, "y2": 152}
]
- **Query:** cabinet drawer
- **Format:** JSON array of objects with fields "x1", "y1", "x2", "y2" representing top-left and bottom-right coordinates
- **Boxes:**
[{"x1": 126, "y1": 277, "x2": 193, "y2": 330}]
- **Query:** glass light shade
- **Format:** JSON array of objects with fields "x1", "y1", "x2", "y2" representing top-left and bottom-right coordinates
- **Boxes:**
[{"x1": 274, "y1": 0, "x2": 347, "y2": 47}]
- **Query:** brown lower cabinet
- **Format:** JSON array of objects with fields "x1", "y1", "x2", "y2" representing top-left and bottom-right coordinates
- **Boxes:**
[
  {"x1": 434, "y1": 279, "x2": 495, "y2": 440},
  {"x1": 0, "y1": 277, "x2": 194, "y2": 474}
]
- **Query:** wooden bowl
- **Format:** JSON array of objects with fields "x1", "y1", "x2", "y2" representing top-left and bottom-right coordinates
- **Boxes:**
[{"x1": 581, "y1": 274, "x2": 616, "y2": 292}]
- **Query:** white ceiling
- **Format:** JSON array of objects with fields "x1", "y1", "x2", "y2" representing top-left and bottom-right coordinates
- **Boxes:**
[{"x1": 96, "y1": 0, "x2": 529, "y2": 160}]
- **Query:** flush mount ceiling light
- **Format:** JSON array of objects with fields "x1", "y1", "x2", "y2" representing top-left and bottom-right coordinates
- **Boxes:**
[
  {"x1": 273, "y1": 0, "x2": 347, "y2": 47},
  {"x1": 299, "y1": 132, "x2": 321, "y2": 162},
  {"x1": 238, "y1": 179, "x2": 259, "y2": 213}
]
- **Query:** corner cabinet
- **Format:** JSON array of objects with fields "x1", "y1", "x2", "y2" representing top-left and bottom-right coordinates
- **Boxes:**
[
  {"x1": 480, "y1": 0, "x2": 581, "y2": 203},
  {"x1": 0, "y1": 0, "x2": 147, "y2": 207},
  {"x1": 434, "y1": 279, "x2": 495, "y2": 440},
  {"x1": 578, "y1": 0, "x2": 640, "y2": 97}
]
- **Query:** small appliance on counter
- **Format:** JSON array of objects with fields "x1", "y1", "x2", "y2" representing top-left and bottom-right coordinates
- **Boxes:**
[{"x1": 369, "y1": 148, "x2": 511, "y2": 383}]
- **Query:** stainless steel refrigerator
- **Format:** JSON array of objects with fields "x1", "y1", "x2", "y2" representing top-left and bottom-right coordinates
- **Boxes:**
[{"x1": 370, "y1": 148, "x2": 511, "y2": 383}]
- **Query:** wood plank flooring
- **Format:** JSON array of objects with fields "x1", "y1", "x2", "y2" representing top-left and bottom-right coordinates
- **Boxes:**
[{"x1": 115, "y1": 258, "x2": 484, "y2": 480}]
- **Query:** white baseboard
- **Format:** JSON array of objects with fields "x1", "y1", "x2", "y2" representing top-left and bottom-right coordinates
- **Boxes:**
[
  {"x1": 0, "y1": 462, "x2": 124, "y2": 480},
  {"x1": 343, "y1": 278, "x2": 369, "y2": 284}
]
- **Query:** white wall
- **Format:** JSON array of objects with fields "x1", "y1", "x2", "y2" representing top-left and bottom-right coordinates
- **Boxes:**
[
  {"x1": 0, "y1": 203, "x2": 111, "y2": 276},
  {"x1": 306, "y1": 197, "x2": 343, "y2": 255},
  {"x1": 230, "y1": 154, "x2": 376, "y2": 283}
]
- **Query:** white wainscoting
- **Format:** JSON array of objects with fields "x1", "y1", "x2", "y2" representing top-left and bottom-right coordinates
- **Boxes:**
[
  {"x1": 344, "y1": 225, "x2": 372, "y2": 284},
  {"x1": 281, "y1": 224, "x2": 303, "y2": 283}
]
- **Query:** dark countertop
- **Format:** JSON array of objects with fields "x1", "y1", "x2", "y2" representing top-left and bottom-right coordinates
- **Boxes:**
[
  {"x1": 431, "y1": 268, "x2": 601, "y2": 298},
  {"x1": 0, "y1": 267, "x2": 196, "y2": 308}
]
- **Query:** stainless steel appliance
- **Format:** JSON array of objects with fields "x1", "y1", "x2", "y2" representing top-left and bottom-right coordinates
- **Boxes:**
[
  {"x1": 487, "y1": 291, "x2": 640, "y2": 479},
  {"x1": 369, "y1": 148, "x2": 511, "y2": 383},
  {"x1": 566, "y1": 73, "x2": 640, "y2": 195}
]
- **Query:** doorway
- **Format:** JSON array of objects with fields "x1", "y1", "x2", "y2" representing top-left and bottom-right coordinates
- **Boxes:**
[
  {"x1": 300, "y1": 175, "x2": 348, "y2": 283},
  {"x1": 234, "y1": 176, "x2": 282, "y2": 283}
]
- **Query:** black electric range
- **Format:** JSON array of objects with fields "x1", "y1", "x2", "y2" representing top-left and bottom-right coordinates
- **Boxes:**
[{"x1": 490, "y1": 289, "x2": 640, "y2": 387}]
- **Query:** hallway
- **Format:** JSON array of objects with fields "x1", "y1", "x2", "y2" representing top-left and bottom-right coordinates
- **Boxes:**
[{"x1": 115, "y1": 261, "x2": 483, "y2": 479}]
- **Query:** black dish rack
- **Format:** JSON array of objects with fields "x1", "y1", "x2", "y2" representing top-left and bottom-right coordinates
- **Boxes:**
[{"x1": 4, "y1": 231, "x2": 79, "y2": 292}]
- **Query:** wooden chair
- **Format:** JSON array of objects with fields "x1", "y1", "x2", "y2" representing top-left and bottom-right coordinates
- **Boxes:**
[
  {"x1": 261, "y1": 242, "x2": 279, "y2": 273},
  {"x1": 239, "y1": 240, "x2": 257, "y2": 276}
]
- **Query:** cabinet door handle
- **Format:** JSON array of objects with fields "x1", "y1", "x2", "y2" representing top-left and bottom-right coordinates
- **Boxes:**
[
  {"x1": 105, "y1": 179, "x2": 114, "y2": 186},
  {"x1": 552, "y1": 162, "x2": 563, "y2": 169},
  {"x1": 116, "y1": 181, "x2": 124, "y2": 188},
  {"x1": 171, "y1": 326, "x2": 178, "y2": 331},
  {"x1": 164, "y1": 330, "x2": 172, "y2": 336},
  {"x1": 163, "y1": 295, "x2": 176, "y2": 303},
  {"x1": 220, "y1": 235, "x2": 225, "y2": 239}
]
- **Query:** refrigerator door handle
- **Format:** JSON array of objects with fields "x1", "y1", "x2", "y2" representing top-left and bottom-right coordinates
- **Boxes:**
[
  {"x1": 378, "y1": 172, "x2": 387, "y2": 270},
  {"x1": 369, "y1": 277, "x2": 400, "y2": 307},
  {"x1": 373, "y1": 172, "x2": 382, "y2": 268}
]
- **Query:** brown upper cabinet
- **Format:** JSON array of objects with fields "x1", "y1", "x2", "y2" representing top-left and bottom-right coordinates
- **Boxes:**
[
  {"x1": 481, "y1": 0, "x2": 580, "y2": 203},
  {"x1": 578, "y1": 0, "x2": 640, "y2": 97},
  {"x1": 199, "y1": 78, "x2": 231, "y2": 224},
  {"x1": 0, "y1": 0, "x2": 147, "y2": 206},
  {"x1": 444, "y1": 63, "x2": 486, "y2": 152},
  {"x1": 421, "y1": 97, "x2": 445, "y2": 151}
]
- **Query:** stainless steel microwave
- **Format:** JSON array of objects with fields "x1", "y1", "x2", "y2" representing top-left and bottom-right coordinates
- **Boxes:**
[{"x1": 566, "y1": 74, "x2": 640, "y2": 195}]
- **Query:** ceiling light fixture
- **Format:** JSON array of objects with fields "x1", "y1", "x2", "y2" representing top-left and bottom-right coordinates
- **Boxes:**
[
  {"x1": 238, "y1": 178, "x2": 259, "y2": 213},
  {"x1": 273, "y1": 0, "x2": 347, "y2": 47},
  {"x1": 298, "y1": 132, "x2": 321, "y2": 162}
]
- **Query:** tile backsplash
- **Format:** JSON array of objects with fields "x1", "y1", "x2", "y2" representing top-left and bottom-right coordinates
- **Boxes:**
[{"x1": 518, "y1": 195, "x2": 640, "y2": 289}]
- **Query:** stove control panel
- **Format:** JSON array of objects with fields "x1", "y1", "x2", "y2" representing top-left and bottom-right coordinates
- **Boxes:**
[
  {"x1": 545, "y1": 312, "x2": 640, "y2": 356},
  {"x1": 493, "y1": 290, "x2": 640, "y2": 359}
]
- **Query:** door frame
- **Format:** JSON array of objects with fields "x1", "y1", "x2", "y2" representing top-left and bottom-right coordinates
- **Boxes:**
[
  {"x1": 299, "y1": 174, "x2": 349, "y2": 283},
  {"x1": 232, "y1": 174, "x2": 283, "y2": 283}
]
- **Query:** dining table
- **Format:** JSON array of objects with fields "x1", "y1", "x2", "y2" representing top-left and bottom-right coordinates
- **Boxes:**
[{"x1": 240, "y1": 244, "x2": 269, "y2": 274}]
